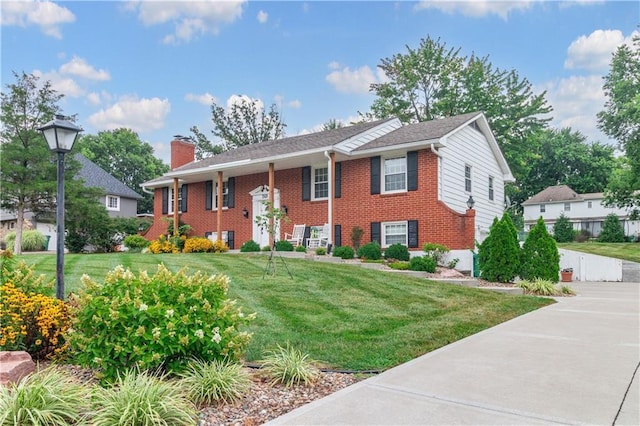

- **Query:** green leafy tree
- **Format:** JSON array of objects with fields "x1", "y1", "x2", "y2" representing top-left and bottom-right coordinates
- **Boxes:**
[
  {"x1": 598, "y1": 213, "x2": 625, "y2": 242},
  {"x1": 520, "y1": 217, "x2": 560, "y2": 283},
  {"x1": 597, "y1": 33, "x2": 640, "y2": 217},
  {"x1": 76, "y1": 129, "x2": 169, "y2": 214},
  {"x1": 477, "y1": 213, "x2": 520, "y2": 283},
  {"x1": 64, "y1": 182, "x2": 113, "y2": 253},
  {"x1": 553, "y1": 213, "x2": 575, "y2": 243},
  {"x1": 191, "y1": 98, "x2": 286, "y2": 159},
  {"x1": 322, "y1": 119, "x2": 345, "y2": 131},
  {"x1": 0, "y1": 72, "x2": 66, "y2": 254}
]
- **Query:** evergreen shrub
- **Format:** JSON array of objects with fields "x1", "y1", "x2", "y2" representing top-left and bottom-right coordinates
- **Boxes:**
[
  {"x1": 478, "y1": 213, "x2": 520, "y2": 283},
  {"x1": 384, "y1": 243, "x2": 410, "y2": 261},
  {"x1": 240, "y1": 240, "x2": 261, "y2": 252},
  {"x1": 275, "y1": 240, "x2": 294, "y2": 251},
  {"x1": 598, "y1": 213, "x2": 625, "y2": 242},
  {"x1": 357, "y1": 242, "x2": 382, "y2": 260},
  {"x1": 520, "y1": 217, "x2": 560, "y2": 282},
  {"x1": 295, "y1": 245, "x2": 307, "y2": 253},
  {"x1": 408, "y1": 256, "x2": 436, "y2": 272},
  {"x1": 333, "y1": 245, "x2": 355, "y2": 259},
  {"x1": 553, "y1": 214, "x2": 575, "y2": 243}
]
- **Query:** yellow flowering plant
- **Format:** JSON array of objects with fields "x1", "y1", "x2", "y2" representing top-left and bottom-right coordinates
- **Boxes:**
[
  {"x1": 68, "y1": 264, "x2": 255, "y2": 385},
  {"x1": 183, "y1": 237, "x2": 214, "y2": 253}
]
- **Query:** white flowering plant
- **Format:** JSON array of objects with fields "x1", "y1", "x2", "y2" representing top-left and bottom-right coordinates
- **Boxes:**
[{"x1": 67, "y1": 264, "x2": 255, "y2": 385}]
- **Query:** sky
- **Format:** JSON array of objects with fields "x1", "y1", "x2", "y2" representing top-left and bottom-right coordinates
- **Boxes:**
[{"x1": 1, "y1": 0, "x2": 638, "y2": 165}]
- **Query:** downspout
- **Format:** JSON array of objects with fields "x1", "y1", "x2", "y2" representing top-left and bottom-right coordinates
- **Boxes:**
[{"x1": 324, "y1": 150, "x2": 333, "y2": 246}]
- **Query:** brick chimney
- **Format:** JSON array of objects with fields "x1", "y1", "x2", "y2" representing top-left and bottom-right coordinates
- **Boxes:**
[{"x1": 171, "y1": 136, "x2": 195, "y2": 170}]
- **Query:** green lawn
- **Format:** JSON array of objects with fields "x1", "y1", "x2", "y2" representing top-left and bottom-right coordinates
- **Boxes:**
[
  {"x1": 19, "y1": 252, "x2": 553, "y2": 371},
  {"x1": 558, "y1": 242, "x2": 640, "y2": 263}
]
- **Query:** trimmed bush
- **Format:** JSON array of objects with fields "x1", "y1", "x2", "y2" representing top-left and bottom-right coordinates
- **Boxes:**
[
  {"x1": 123, "y1": 235, "x2": 149, "y2": 252},
  {"x1": 520, "y1": 217, "x2": 560, "y2": 282},
  {"x1": 553, "y1": 214, "x2": 575, "y2": 243},
  {"x1": 333, "y1": 245, "x2": 355, "y2": 260},
  {"x1": 422, "y1": 242, "x2": 450, "y2": 266},
  {"x1": 275, "y1": 240, "x2": 294, "y2": 251},
  {"x1": 477, "y1": 213, "x2": 520, "y2": 283},
  {"x1": 69, "y1": 264, "x2": 255, "y2": 384},
  {"x1": 408, "y1": 256, "x2": 436, "y2": 272},
  {"x1": 240, "y1": 240, "x2": 261, "y2": 252},
  {"x1": 598, "y1": 213, "x2": 625, "y2": 242},
  {"x1": 315, "y1": 247, "x2": 326, "y2": 255},
  {"x1": 384, "y1": 243, "x2": 410, "y2": 261},
  {"x1": 357, "y1": 242, "x2": 382, "y2": 260},
  {"x1": 295, "y1": 245, "x2": 307, "y2": 253}
]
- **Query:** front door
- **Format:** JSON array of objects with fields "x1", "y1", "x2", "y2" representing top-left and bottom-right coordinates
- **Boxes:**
[{"x1": 251, "y1": 186, "x2": 280, "y2": 248}]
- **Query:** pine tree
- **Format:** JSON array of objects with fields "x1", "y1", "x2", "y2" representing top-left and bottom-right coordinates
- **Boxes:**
[
  {"x1": 478, "y1": 214, "x2": 520, "y2": 283},
  {"x1": 598, "y1": 213, "x2": 625, "y2": 242},
  {"x1": 553, "y1": 213, "x2": 575, "y2": 243},
  {"x1": 520, "y1": 217, "x2": 560, "y2": 282}
]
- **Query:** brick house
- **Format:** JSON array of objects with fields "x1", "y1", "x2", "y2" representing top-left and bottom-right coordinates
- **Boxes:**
[{"x1": 142, "y1": 112, "x2": 514, "y2": 267}]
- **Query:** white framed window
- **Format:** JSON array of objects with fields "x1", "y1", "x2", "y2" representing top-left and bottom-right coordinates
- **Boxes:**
[
  {"x1": 382, "y1": 221, "x2": 407, "y2": 246},
  {"x1": 464, "y1": 165, "x2": 472, "y2": 193},
  {"x1": 488, "y1": 176, "x2": 494, "y2": 201},
  {"x1": 168, "y1": 188, "x2": 182, "y2": 214},
  {"x1": 312, "y1": 166, "x2": 328, "y2": 200},
  {"x1": 213, "y1": 181, "x2": 229, "y2": 210},
  {"x1": 540, "y1": 204, "x2": 546, "y2": 213},
  {"x1": 384, "y1": 156, "x2": 407, "y2": 193},
  {"x1": 564, "y1": 202, "x2": 571, "y2": 212},
  {"x1": 106, "y1": 195, "x2": 120, "y2": 211}
]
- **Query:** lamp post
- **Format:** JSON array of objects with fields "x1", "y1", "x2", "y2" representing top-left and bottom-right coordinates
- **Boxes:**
[{"x1": 38, "y1": 115, "x2": 82, "y2": 300}]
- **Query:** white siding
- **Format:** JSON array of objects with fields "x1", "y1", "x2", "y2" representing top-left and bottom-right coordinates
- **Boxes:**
[{"x1": 439, "y1": 126, "x2": 505, "y2": 242}]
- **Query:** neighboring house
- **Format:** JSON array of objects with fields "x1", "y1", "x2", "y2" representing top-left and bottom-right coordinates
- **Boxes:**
[
  {"x1": 522, "y1": 185, "x2": 640, "y2": 238},
  {"x1": 142, "y1": 112, "x2": 514, "y2": 268},
  {"x1": 0, "y1": 154, "x2": 143, "y2": 250}
]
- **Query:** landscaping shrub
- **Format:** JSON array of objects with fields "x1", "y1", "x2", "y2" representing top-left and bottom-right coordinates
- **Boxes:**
[
  {"x1": 262, "y1": 245, "x2": 272, "y2": 251},
  {"x1": 69, "y1": 264, "x2": 255, "y2": 384},
  {"x1": 357, "y1": 241, "x2": 382, "y2": 260},
  {"x1": 295, "y1": 245, "x2": 307, "y2": 253},
  {"x1": 408, "y1": 256, "x2": 436, "y2": 272},
  {"x1": 477, "y1": 213, "x2": 520, "y2": 283},
  {"x1": 260, "y1": 343, "x2": 319, "y2": 388},
  {"x1": 598, "y1": 213, "x2": 625, "y2": 242},
  {"x1": 3, "y1": 230, "x2": 46, "y2": 252},
  {"x1": 422, "y1": 242, "x2": 450, "y2": 266},
  {"x1": 553, "y1": 213, "x2": 576, "y2": 243},
  {"x1": 123, "y1": 234, "x2": 150, "y2": 252},
  {"x1": 275, "y1": 240, "x2": 294, "y2": 251},
  {"x1": 350, "y1": 226, "x2": 364, "y2": 250},
  {"x1": 212, "y1": 239, "x2": 229, "y2": 253},
  {"x1": 384, "y1": 243, "x2": 410, "y2": 261},
  {"x1": 333, "y1": 245, "x2": 355, "y2": 260},
  {"x1": 240, "y1": 240, "x2": 261, "y2": 252},
  {"x1": 0, "y1": 366, "x2": 90, "y2": 426},
  {"x1": 520, "y1": 217, "x2": 560, "y2": 282},
  {"x1": 183, "y1": 237, "x2": 214, "y2": 253},
  {"x1": 91, "y1": 369, "x2": 197, "y2": 425},
  {"x1": 179, "y1": 359, "x2": 251, "y2": 405},
  {"x1": 149, "y1": 235, "x2": 180, "y2": 253},
  {"x1": 387, "y1": 261, "x2": 409, "y2": 270},
  {"x1": 516, "y1": 279, "x2": 567, "y2": 296},
  {"x1": 315, "y1": 247, "x2": 326, "y2": 255}
]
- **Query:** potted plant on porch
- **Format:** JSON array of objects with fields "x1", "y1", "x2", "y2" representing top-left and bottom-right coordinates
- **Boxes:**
[{"x1": 560, "y1": 267, "x2": 573, "y2": 282}]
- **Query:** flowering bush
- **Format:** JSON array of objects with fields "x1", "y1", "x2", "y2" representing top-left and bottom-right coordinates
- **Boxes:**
[
  {"x1": 211, "y1": 239, "x2": 229, "y2": 253},
  {"x1": 68, "y1": 264, "x2": 255, "y2": 384},
  {"x1": 183, "y1": 237, "x2": 214, "y2": 253},
  {"x1": 148, "y1": 235, "x2": 180, "y2": 253},
  {"x1": 0, "y1": 250, "x2": 70, "y2": 359}
]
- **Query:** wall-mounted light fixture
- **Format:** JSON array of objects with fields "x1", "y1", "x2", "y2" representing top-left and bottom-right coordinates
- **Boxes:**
[
  {"x1": 282, "y1": 205, "x2": 288, "y2": 214},
  {"x1": 242, "y1": 207, "x2": 249, "y2": 218},
  {"x1": 466, "y1": 195, "x2": 475, "y2": 210}
]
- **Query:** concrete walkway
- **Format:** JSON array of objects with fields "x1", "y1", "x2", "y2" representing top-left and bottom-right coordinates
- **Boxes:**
[{"x1": 267, "y1": 282, "x2": 640, "y2": 425}]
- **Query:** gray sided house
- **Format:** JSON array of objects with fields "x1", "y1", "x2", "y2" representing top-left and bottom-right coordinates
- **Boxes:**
[{"x1": 76, "y1": 154, "x2": 143, "y2": 218}]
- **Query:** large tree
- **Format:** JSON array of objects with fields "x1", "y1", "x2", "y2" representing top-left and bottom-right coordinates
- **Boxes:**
[
  {"x1": 76, "y1": 129, "x2": 169, "y2": 214},
  {"x1": 368, "y1": 36, "x2": 552, "y2": 205},
  {"x1": 597, "y1": 33, "x2": 640, "y2": 216},
  {"x1": 191, "y1": 97, "x2": 286, "y2": 160},
  {"x1": 0, "y1": 72, "x2": 64, "y2": 254}
]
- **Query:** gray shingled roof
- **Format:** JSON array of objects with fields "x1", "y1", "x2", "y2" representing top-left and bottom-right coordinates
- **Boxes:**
[
  {"x1": 522, "y1": 185, "x2": 581, "y2": 205},
  {"x1": 354, "y1": 111, "x2": 482, "y2": 151},
  {"x1": 173, "y1": 117, "x2": 396, "y2": 172},
  {"x1": 75, "y1": 154, "x2": 143, "y2": 199}
]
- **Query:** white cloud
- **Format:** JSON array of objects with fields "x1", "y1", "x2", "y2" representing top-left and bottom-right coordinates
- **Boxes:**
[
  {"x1": 1, "y1": 0, "x2": 75, "y2": 38},
  {"x1": 565, "y1": 29, "x2": 638, "y2": 72},
  {"x1": 126, "y1": 0, "x2": 246, "y2": 44},
  {"x1": 257, "y1": 10, "x2": 268, "y2": 24},
  {"x1": 87, "y1": 96, "x2": 171, "y2": 133},
  {"x1": 414, "y1": 0, "x2": 533, "y2": 20},
  {"x1": 86, "y1": 92, "x2": 101, "y2": 106},
  {"x1": 539, "y1": 75, "x2": 611, "y2": 143},
  {"x1": 33, "y1": 69, "x2": 85, "y2": 98},
  {"x1": 226, "y1": 94, "x2": 264, "y2": 111},
  {"x1": 185, "y1": 92, "x2": 217, "y2": 105},
  {"x1": 59, "y1": 56, "x2": 110, "y2": 81},
  {"x1": 328, "y1": 61, "x2": 341, "y2": 70},
  {"x1": 287, "y1": 99, "x2": 302, "y2": 109},
  {"x1": 326, "y1": 65, "x2": 381, "y2": 94}
]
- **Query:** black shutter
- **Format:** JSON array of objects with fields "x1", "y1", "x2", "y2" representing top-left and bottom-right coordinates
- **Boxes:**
[
  {"x1": 302, "y1": 166, "x2": 311, "y2": 201},
  {"x1": 334, "y1": 162, "x2": 342, "y2": 198},
  {"x1": 205, "y1": 180, "x2": 212, "y2": 210},
  {"x1": 162, "y1": 187, "x2": 168, "y2": 215},
  {"x1": 407, "y1": 151, "x2": 418, "y2": 191},
  {"x1": 334, "y1": 224, "x2": 342, "y2": 247},
  {"x1": 204, "y1": 231, "x2": 212, "y2": 239},
  {"x1": 370, "y1": 156, "x2": 381, "y2": 195},
  {"x1": 180, "y1": 184, "x2": 188, "y2": 212},
  {"x1": 227, "y1": 177, "x2": 235, "y2": 208},
  {"x1": 371, "y1": 222, "x2": 381, "y2": 245},
  {"x1": 408, "y1": 220, "x2": 419, "y2": 248},
  {"x1": 227, "y1": 231, "x2": 235, "y2": 250},
  {"x1": 303, "y1": 226, "x2": 311, "y2": 245}
]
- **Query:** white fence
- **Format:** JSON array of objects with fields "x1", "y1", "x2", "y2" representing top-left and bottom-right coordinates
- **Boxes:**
[{"x1": 559, "y1": 249, "x2": 623, "y2": 282}]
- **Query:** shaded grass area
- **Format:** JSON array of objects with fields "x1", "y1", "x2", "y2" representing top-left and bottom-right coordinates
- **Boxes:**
[
  {"x1": 20, "y1": 252, "x2": 553, "y2": 371},
  {"x1": 558, "y1": 242, "x2": 640, "y2": 263}
]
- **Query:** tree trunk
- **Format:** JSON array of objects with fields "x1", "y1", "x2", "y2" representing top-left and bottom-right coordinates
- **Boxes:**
[{"x1": 14, "y1": 207, "x2": 24, "y2": 255}]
